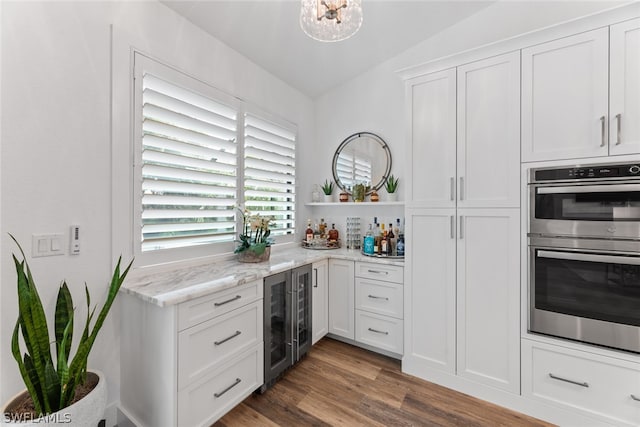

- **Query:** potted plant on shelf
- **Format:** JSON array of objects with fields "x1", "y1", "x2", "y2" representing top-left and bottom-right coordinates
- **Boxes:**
[
  {"x1": 2, "y1": 234, "x2": 133, "y2": 426},
  {"x1": 385, "y1": 174, "x2": 399, "y2": 201},
  {"x1": 235, "y1": 207, "x2": 275, "y2": 263},
  {"x1": 321, "y1": 179, "x2": 334, "y2": 203}
]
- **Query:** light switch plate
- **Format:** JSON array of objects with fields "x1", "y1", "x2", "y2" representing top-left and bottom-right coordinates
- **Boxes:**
[{"x1": 32, "y1": 233, "x2": 65, "y2": 257}]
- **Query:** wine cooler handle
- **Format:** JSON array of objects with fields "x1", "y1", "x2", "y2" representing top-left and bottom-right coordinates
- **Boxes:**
[
  {"x1": 600, "y1": 115, "x2": 606, "y2": 147},
  {"x1": 616, "y1": 113, "x2": 622, "y2": 145}
]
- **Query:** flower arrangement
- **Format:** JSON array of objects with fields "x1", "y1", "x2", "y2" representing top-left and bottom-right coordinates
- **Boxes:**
[{"x1": 235, "y1": 207, "x2": 275, "y2": 260}]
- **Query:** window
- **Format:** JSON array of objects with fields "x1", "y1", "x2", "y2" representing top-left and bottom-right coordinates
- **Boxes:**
[{"x1": 134, "y1": 54, "x2": 296, "y2": 262}]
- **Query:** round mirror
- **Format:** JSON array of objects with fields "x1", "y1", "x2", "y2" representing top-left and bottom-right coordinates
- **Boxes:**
[{"x1": 332, "y1": 132, "x2": 392, "y2": 194}]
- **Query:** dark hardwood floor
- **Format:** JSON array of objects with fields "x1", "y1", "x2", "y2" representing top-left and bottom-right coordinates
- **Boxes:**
[{"x1": 214, "y1": 338, "x2": 554, "y2": 427}]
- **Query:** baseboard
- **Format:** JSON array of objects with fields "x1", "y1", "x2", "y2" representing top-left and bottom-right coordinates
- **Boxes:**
[
  {"x1": 326, "y1": 333, "x2": 402, "y2": 360},
  {"x1": 113, "y1": 405, "x2": 139, "y2": 427}
]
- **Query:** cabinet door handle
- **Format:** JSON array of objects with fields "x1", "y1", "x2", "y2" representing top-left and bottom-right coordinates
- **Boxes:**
[
  {"x1": 313, "y1": 268, "x2": 318, "y2": 288},
  {"x1": 615, "y1": 113, "x2": 622, "y2": 145},
  {"x1": 214, "y1": 330, "x2": 241, "y2": 346},
  {"x1": 367, "y1": 269, "x2": 388, "y2": 275},
  {"x1": 549, "y1": 373, "x2": 589, "y2": 388},
  {"x1": 450, "y1": 215, "x2": 455, "y2": 239},
  {"x1": 459, "y1": 177, "x2": 464, "y2": 201},
  {"x1": 600, "y1": 115, "x2": 606, "y2": 147},
  {"x1": 368, "y1": 294, "x2": 389, "y2": 301},
  {"x1": 214, "y1": 295, "x2": 241, "y2": 307},
  {"x1": 450, "y1": 177, "x2": 455, "y2": 201},
  {"x1": 459, "y1": 216, "x2": 464, "y2": 240},
  {"x1": 368, "y1": 327, "x2": 389, "y2": 335},
  {"x1": 214, "y1": 378, "x2": 241, "y2": 398},
  {"x1": 631, "y1": 394, "x2": 640, "y2": 402}
]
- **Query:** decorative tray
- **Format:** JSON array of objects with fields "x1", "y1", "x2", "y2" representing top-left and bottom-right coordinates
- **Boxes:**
[
  {"x1": 301, "y1": 240, "x2": 341, "y2": 250},
  {"x1": 361, "y1": 251, "x2": 404, "y2": 259}
]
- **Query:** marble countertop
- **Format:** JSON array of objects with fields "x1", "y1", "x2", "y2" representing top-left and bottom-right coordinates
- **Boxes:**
[{"x1": 121, "y1": 246, "x2": 404, "y2": 307}]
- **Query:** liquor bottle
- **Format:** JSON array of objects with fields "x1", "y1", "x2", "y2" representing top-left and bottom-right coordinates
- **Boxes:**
[
  {"x1": 313, "y1": 221, "x2": 320, "y2": 239},
  {"x1": 373, "y1": 222, "x2": 380, "y2": 254},
  {"x1": 387, "y1": 223, "x2": 395, "y2": 256},
  {"x1": 380, "y1": 229, "x2": 388, "y2": 255},
  {"x1": 319, "y1": 218, "x2": 327, "y2": 238},
  {"x1": 395, "y1": 218, "x2": 401, "y2": 236},
  {"x1": 397, "y1": 234, "x2": 405, "y2": 257},
  {"x1": 363, "y1": 224, "x2": 374, "y2": 255},
  {"x1": 305, "y1": 220, "x2": 313, "y2": 243},
  {"x1": 328, "y1": 223, "x2": 339, "y2": 241}
]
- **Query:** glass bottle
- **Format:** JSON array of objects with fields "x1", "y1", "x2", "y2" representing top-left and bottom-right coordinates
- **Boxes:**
[
  {"x1": 380, "y1": 229, "x2": 388, "y2": 255},
  {"x1": 387, "y1": 223, "x2": 395, "y2": 256},
  {"x1": 397, "y1": 234, "x2": 405, "y2": 257},
  {"x1": 328, "y1": 223, "x2": 339, "y2": 241},
  {"x1": 305, "y1": 220, "x2": 313, "y2": 243},
  {"x1": 363, "y1": 224, "x2": 374, "y2": 255}
]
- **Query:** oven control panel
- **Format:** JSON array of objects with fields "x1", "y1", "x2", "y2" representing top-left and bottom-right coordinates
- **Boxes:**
[{"x1": 534, "y1": 163, "x2": 640, "y2": 181}]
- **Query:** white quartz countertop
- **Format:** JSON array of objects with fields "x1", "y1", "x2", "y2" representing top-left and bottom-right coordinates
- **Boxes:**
[{"x1": 120, "y1": 246, "x2": 404, "y2": 307}]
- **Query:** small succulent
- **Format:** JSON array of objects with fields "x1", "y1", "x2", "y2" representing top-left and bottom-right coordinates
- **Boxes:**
[
  {"x1": 321, "y1": 179, "x2": 334, "y2": 195},
  {"x1": 385, "y1": 175, "x2": 399, "y2": 193}
]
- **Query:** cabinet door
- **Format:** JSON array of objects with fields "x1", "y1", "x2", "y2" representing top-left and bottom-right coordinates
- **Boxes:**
[
  {"x1": 522, "y1": 28, "x2": 609, "y2": 161},
  {"x1": 312, "y1": 260, "x2": 328, "y2": 345},
  {"x1": 403, "y1": 208, "x2": 456, "y2": 375},
  {"x1": 456, "y1": 209, "x2": 520, "y2": 393},
  {"x1": 407, "y1": 68, "x2": 457, "y2": 207},
  {"x1": 610, "y1": 18, "x2": 640, "y2": 156},
  {"x1": 328, "y1": 259, "x2": 355, "y2": 339},
  {"x1": 457, "y1": 52, "x2": 520, "y2": 208}
]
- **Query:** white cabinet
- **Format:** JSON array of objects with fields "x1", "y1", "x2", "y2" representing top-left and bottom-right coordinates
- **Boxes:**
[
  {"x1": 312, "y1": 259, "x2": 329, "y2": 344},
  {"x1": 354, "y1": 262, "x2": 404, "y2": 355},
  {"x1": 407, "y1": 51, "x2": 520, "y2": 209},
  {"x1": 522, "y1": 27, "x2": 631, "y2": 162},
  {"x1": 522, "y1": 339, "x2": 640, "y2": 426},
  {"x1": 120, "y1": 280, "x2": 264, "y2": 427},
  {"x1": 406, "y1": 68, "x2": 457, "y2": 207},
  {"x1": 328, "y1": 258, "x2": 355, "y2": 339},
  {"x1": 456, "y1": 210, "x2": 520, "y2": 393},
  {"x1": 610, "y1": 18, "x2": 640, "y2": 155},
  {"x1": 404, "y1": 208, "x2": 520, "y2": 395}
]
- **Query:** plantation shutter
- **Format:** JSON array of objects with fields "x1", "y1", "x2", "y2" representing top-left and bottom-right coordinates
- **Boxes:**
[
  {"x1": 140, "y1": 73, "x2": 238, "y2": 251},
  {"x1": 244, "y1": 114, "x2": 296, "y2": 236}
]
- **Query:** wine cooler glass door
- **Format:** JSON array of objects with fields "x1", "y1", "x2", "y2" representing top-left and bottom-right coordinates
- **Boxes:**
[
  {"x1": 294, "y1": 265, "x2": 313, "y2": 361},
  {"x1": 264, "y1": 271, "x2": 292, "y2": 384}
]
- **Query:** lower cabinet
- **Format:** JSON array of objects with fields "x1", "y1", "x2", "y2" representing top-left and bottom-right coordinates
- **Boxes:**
[
  {"x1": 522, "y1": 339, "x2": 640, "y2": 426},
  {"x1": 120, "y1": 280, "x2": 264, "y2": 427},
  {"x1": 404, "y1": 208, "x2": 520, "y2": 393},
  {"x1": 328, "y1": 258, "x2": 355, "y2": 339},
  {"x1": 312, "y1": 259, "x2": 329, "y2": 344}
]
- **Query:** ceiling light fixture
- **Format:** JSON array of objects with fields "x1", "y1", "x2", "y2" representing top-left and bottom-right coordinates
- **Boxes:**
[{"x1": 300, "y1": 0, "x2": 363, "y2": 42}]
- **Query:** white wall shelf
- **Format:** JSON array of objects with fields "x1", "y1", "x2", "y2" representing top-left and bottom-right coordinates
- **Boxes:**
[{"x1": 306, "y1": 202, "x2": 404, "y2": 206}]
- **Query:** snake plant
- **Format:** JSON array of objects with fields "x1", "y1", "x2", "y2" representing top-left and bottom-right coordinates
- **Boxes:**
[{"x1": 9, "y1": 234, "x2": 132, "y2": 416}]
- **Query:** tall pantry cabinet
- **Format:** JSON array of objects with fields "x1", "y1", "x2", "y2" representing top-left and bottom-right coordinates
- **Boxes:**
[{"x1": 403, "y1": 51, "x2": 521, "y2": 393}]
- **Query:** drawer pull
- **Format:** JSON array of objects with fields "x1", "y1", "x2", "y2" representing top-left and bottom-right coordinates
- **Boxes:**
[
  {"x1": 214, "y1": 377, "x2": 242, "y2": 398},
  {"x1": 214, "y1": 330, "x2": 242, "y2": 346},
  {"x1": 368, "y1": 294, "x2": 389, "y2": 301},
  {"x1": 549, "y1": 373, "x2": 589, "y2": 388},
  {"x1": 367, "y1": 269, "x2": 388, "y2": 275},
  {"x1": 214, "y1": 295, "x2": 241, "y2": 307},
  {"x1": 368, "y1": 327, "x2": 389, "y2": 335},
  {"x1": 631, "y1": 394, "x2": 640, "y2": 402}
]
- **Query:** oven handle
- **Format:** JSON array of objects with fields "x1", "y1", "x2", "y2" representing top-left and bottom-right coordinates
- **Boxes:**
[
  {"x1": 536, "y1": 184, "x2": 640, "y2": 194},
  {"x1": 538, "y1": 250, "x2": 640, "y2": 265}
]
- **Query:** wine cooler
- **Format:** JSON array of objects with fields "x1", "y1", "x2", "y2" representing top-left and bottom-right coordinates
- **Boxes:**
[{"x1": 260, "y1": 264, "x2": 312, "y2": 392}]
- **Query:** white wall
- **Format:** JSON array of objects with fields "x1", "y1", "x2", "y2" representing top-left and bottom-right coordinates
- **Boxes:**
[
  {"x1": 312, "y1": 1, "x2": 631, "y2": 202},
  {"x1": 0, "y1": 0, "x2": 314, "y2": 420}
]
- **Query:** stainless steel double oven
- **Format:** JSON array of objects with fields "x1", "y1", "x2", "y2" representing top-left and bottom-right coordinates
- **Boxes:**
[{"x1": 528, "y1": 162, "x2": 640, "y2": 353}]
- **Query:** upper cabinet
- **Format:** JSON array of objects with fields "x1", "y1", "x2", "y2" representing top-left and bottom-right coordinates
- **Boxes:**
[
  {"x1": 522, "y1": 21, "x2": 640, "y2": 162},
  {"x1": 407, "y1": 51, "x2": 520, "y2": 208},
  {"x1": 610, "y1": 18, "x2": 640, "y2": 156}
]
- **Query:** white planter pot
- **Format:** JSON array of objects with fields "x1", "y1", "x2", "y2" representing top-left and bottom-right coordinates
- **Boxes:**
[
  {"x1": 322, "y1": 194, "x2": 333, "y2": 203},
  {"x1": 2, "y1": 370, "x2": 106, "y2": 426},
  {"x1": 386, "y1": 191, "x2": 398, "y2": 202}
]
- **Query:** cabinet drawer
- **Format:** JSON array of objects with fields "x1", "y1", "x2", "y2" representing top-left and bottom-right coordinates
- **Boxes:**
[
  {"x1": 523, "y1": 340, "x2": 640, "y2": 426},
  {"x1": 178, "y1": 343, "x2": 264, "y2": 427},
  {"x1": 355, "y1": 262, "x2": 403, "y2": 284},
  {"x1": 355, "y1": 278, "x2": 403, "y2": 319},
  {"x1": 178, "y1": 302, "x2": 262, "y2": 389},
  {"x1": 178, "y1": 280, "x2": 262, "y2": 331},
  {"x1": 355, "y1": 310, "x2": 403, "y2": 355}
]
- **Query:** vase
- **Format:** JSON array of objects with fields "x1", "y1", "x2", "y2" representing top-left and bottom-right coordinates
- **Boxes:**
[
  {"x1": 1, "y1": 370, "x2": 106, "y2": 426},
  {"x1": 237, "y1": 246, "x2": 271, "y2": 263},
  {"x1": 322, "y1": 194, "x2": 333, "y2": 203},
  {"x1": 370, "y1": 190, "x2": 379, "y2": 202},
  {"x1": 386, "y1": 191, "x2": 398, "y2": 202},
  {"x1": 339, "y1": 191, "x2": 349, "y2": 202}
]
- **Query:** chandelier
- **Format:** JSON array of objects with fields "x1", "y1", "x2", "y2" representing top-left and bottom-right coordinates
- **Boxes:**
[{"x1": 300, "y1": 0, "x2": 363, "y2": 42}]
